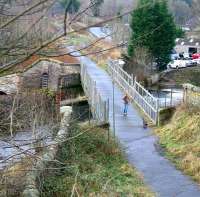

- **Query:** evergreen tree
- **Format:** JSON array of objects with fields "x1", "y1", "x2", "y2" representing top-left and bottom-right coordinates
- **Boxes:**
[
  {"x1": 128, "y1": 0, "x2": 178, "y2": 70},
  {"x1": 91, "y1": 0, "x2": 104, "y2": 17},
  {"x1": 59, "y1": 0, "x2": 80, "y2": 14}
]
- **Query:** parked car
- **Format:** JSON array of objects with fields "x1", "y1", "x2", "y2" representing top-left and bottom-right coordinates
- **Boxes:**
[
  {"x1": 179, "y1": 52, "x2": 191, "y2": 59},
  {"x1": 170, "y1": 49, "x2": 179, "y2": 60},
  {"x1": 192, "y1": 53, "x2": 200, "y2": 59},
  {"x1": 183, "y1": 53, "x2": 191, "y2": 59},
  {"x1": 167, "y1": 60, "x2": 187, "y2": 69},
  {"x1": 170, "y1": 53, "x2": 179, "y2": 60},
  {"x1": 185, "y1": 59, "x2": 197, "y2": 67},
  {"x1": 193, "y1": 58, "x2": 200, "y2": 65}
]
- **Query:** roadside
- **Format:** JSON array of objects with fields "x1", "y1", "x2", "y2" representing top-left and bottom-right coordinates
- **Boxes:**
[
  {"x1": 155, "y1": 104, "x2": 200, "y2": 183},
  {"x1": 41, "y1": 123, "x2": 154, "y2": 197}
]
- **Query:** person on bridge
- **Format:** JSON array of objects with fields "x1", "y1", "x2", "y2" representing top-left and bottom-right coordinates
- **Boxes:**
[{"x1": 123, "y1": 93, "x2": 130, "y2": 116}]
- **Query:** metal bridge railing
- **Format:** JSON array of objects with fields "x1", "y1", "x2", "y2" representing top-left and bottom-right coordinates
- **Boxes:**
[
  {"x1": 81, "y1": 64, "x2": 109, "y2": 124},
  {"x1": 107, "y1": 60, "x2": 159, "y2": 124}
]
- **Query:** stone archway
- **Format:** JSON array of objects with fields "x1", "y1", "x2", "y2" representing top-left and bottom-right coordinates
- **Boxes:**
[{"x1": 0, "y1": 91, "x2": 7, "y2": 95}]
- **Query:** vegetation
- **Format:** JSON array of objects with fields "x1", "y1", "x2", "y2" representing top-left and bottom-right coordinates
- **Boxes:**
[
  {"x1": 41, "y1": 123, "x2": 154, "y2": 197},
  {"x1": 155, "y1": 105, "x2": 200, "y2": 183},
  {"x1": 91, "y1": 0, "x2": 104, "y2": 16},
  {"x1": 128, "y1": 0, "x2": 179, "y2": 70},
  {"x1": 168, "y1": 0, "x2": 193, "y2": 25},
  {"x1": 59, "y1": 0, "x2": 80, "y2": 14},
  {"x1": 0, "y1": 90, "x2": 57, "y2": 135},
  {"x1": 162, "y1": 67, "x2": 200, "y2": 86}
]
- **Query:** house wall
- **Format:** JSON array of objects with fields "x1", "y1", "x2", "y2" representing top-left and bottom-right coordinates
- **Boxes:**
[
  {"x1": 59, "y1": 74, "x2": 80, "y2": 88},
  {"x1": 21, "y1": 60, "x2": 80, "y2": 91},
  {"x1": 175, "y1": 45, "x2": 200, "y2": 54}
]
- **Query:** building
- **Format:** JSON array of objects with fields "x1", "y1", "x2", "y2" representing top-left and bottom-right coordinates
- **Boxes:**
[
  {"x1": 0, "y1": 52, "x2": 80, "y2": 95},
  {"x1": 0, "y1": 74, "x2": 20, "y2": 95},
  {"x1": 175, "y1": 38, "x2": 200, "y2": 55}
]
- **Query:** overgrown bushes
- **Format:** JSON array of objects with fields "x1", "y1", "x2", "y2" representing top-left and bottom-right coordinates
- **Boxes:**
[
  {"x1": 0, "y1": 89, "x2": 58, "y2": 135},
  {"x1": 41, "y1": 124, "x2": 154, "y2": 197}
]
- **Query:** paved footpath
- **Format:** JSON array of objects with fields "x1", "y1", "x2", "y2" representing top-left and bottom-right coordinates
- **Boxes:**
[{"x1": 73, "y1": 50, "x2": 200, "y2": 196}]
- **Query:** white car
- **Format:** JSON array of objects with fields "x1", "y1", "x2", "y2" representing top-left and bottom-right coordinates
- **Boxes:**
[
  {"x1": 185, "y1": 59, "x2": 197, "y2": 67},
  {"x1": 170, "y1": 53, "x2": 179, "y2": 60},
  {"x1": 193, "y1": 58, "x2": 200, "y2": 65},
  {"x1": 167, "y1": 60, "x2": 187, "y2": 69},
  {"x1": 183, "y1": 53, "x2": 191, "y2": 59}
]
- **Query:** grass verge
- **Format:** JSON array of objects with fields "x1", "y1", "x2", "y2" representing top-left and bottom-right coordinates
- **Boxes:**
[
  {"x1": 155, "y1": 105, "x2": 200, "y2": 183},
  {"x1": 41, "y1": 123, "x2": 154, "y2": 197},
  {"x1": 163, "y1": 67, "x2": 200, "y2": 86}
]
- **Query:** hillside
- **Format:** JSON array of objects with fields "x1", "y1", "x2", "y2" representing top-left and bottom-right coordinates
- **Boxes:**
[{"x1": 155, "y1": 105, "x2": 200, "y2": 183}]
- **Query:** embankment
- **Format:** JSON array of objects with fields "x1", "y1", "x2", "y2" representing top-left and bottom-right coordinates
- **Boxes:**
[{"x1": 155, "y1": 105, "x2": 200, "y2": 183}]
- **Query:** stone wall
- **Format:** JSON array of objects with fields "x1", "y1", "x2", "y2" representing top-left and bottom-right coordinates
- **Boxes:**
[
  {"x1": 0, "y1": 74, "x2": 20, "y2": 94},
  {"x1": 22, "y1": 106, "x2": 72, "y2": 197},
  {"x1": 60, "y1": 73, "x2": 80, "y2": 88},
  {"x1": 22, "y1": 61, "x2": 49, "y2": 89},
  {"x1": 183, "y1": 83, "x2": 200, "y2": 106},
  {"x1": 21, "y1": 60, "x2": 80, "y2": 91}
]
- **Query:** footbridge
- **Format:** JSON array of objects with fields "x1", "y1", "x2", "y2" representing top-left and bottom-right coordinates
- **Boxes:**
[
  {"x1": 77, "y1": 53, "x2": 200, "y2": 197},
  {"x1": 81, "y1": 59, "x2": 159, "y2": 125}
]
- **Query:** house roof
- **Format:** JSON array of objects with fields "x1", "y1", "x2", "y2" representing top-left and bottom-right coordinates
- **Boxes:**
[
  {"x1": 0, "y1": 52, "x2": 80, "y2": 76},
  {"x1": 15, "y1": 54, "x2": 79, "y2": 71},
  {"x1": 176, "y1": 38, "x2": 200, "y2": 47}
]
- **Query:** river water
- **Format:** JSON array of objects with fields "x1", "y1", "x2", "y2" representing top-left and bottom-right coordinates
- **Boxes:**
[
  {"x1": 0, "y1": 127, "x2": 53, "y2": 170},
  {"x1": 150, "y1": 88, "x2": 184, "y2": 108},
  {"x1": 0, "y1": 85, "x2": 89, "y2": 170}
]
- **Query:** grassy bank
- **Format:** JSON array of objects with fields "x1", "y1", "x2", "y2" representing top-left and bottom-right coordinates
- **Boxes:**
[
  {"x1": 155, "y1": 105, "x2": 200, "y2": 183},
  {"x1": 41, "y1": 123, "x2": 154, "y2": 197},
  {"x1": 163, "y1": 67, "x2": 200, "y2": 86}
]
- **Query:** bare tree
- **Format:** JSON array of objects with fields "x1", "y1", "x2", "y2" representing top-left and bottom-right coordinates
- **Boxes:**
[
  {"x1": 0, "y1": 2, "x2": 138, "y2": 195},
  {"x1": 168, "y1": 0, "x2": 192, "y2": 26}
]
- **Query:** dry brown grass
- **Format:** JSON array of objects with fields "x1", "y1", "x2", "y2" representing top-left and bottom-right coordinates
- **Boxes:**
[
  {"x1": 155, "y1": 105, "x2": 200, "y2": 183},
  {"x1": 0, "y1": 157, "x2": 34, "y2": 196},
  {"x1": 85, "y1": 40, "x2": 121, "y2": 69}
]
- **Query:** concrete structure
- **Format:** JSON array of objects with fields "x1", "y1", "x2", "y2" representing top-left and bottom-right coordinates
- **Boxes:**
[
  {"x1": 183, "y1": 83, "x2": 200, "y2": 106},
  {"x1": 0, "y1": 54, "x2": 80, "y2": 94},
  {"x1": 21, "y1": 59, "x2": 80, "y2": 91},
  {"x1": 0, "y1": 74, "x2": 20, "y2": 95},
  {"x1": 175, "y1": 38, "x2": 200, "y2": 55}
]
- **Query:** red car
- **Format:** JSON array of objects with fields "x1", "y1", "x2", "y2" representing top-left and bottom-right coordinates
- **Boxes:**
[{"x1": 192, "y1": 53, "x2": 200, "y2": 59}]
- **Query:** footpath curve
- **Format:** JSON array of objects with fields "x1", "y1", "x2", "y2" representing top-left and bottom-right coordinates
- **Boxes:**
[{"x1": 71, "y1": 48, "x2": 200, "y2": 197}]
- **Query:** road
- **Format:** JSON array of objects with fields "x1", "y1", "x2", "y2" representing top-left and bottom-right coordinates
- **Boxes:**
[{"x1": 89, "y1": 26, "x2": 112, "y2": 41}]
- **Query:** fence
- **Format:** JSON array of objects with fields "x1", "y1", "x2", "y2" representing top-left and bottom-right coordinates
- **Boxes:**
[
  {"x1": 107, "y1": 60, "x2": 159, "y2": 124},
  {"x1": 81, "y1": 64, "x2": 109, "y2": 124},
  {"x1": 150, "y1": 89, "x2": 183, "y2": 108}
]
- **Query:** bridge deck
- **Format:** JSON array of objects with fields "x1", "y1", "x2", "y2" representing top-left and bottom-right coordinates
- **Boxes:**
[{"x1": 75, "y1": 53, "x2": 200, "y2": 196}]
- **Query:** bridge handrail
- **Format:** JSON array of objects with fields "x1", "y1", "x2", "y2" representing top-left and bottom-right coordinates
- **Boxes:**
[
  {"x1": 81, "y1": 63, "x2": 109, "y2": 124},
  {"x1": 109, "y1": 65, "x2": 157, "y2": 112},
  {"x1": 107, "y1": 60, "x2": 159, "y2": 124}
]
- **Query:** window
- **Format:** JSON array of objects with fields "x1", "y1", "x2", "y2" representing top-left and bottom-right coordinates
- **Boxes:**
[
  {"x1": 41, "y1": 73, "x2": 48, "y2": 88},
  {"x1": 189, "y1": 47, "x2": 197, "y2": 55}
]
